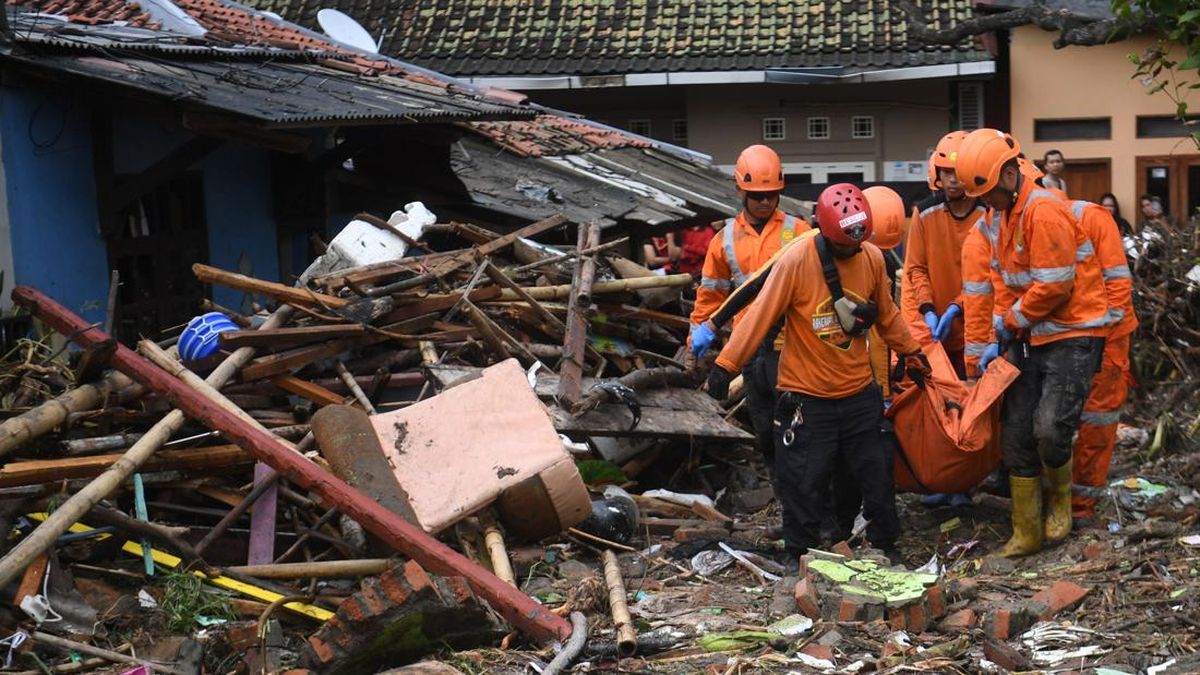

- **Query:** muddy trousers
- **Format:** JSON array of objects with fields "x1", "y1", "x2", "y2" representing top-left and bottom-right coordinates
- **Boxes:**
[
  {"x1": 774, "y1": 384, "x2": 899, "y2": 555},
  {"x1": 1001, "y1": 337, "x2": 1104, "y2": 477},
  {"x1": 1072, "y1": 334, "x2": 1131, "y2": 517}
]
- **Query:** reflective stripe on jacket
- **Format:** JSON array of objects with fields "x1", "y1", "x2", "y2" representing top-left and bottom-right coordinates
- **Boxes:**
[{"x1": 689, "y1": 210, "x2": 809, "y2": 337}]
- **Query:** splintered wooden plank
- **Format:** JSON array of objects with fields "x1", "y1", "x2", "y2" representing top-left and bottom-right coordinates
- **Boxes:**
[
  {"x1": 219, "y1": 324, "x2": 368, "y2": 349},
  {"x1": 425, "y1": 364, "x2": 750, "y2": 440},
  {"x1": 0, "y1": 445, "x2": 253, "y2": 487}
]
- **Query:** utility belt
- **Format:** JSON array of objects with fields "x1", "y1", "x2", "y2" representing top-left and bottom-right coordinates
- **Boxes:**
[{"x1": 774, "y1": 384, "x2": 881, "y2": 446}]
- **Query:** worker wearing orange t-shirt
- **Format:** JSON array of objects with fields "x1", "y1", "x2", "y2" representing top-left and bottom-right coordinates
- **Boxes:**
[{"x1": 706, "y1": 184, "x2": 927, "y2": 561}]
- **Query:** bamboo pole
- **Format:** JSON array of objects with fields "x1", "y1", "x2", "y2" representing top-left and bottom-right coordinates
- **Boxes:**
[
  {"x1": 0, "y1": 299, "x2": 293, "y2": 592},
  {"x1": 602, "y1": 549, "x2": 638, "y2": 657},
  {"x1": 0, "y1": 371, "x2": 142, "y2": 459},
  {"x1": 225, "y1": 558, "x2": 392, "y2": 579},
  {"x1": 31, "y1": 631, "x2": 187, "y2": 675},
  {"x1": 484, "y1": 526, "x2": 516, "y2": 587},
  {"x1": 496, "y1": 273, "x2": 691, "y2": 302}
]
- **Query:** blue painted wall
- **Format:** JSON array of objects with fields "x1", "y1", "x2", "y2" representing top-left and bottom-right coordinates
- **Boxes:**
[
  {"x1": 0, "y1": 87, "x2": 109, "y2": 325},
  {"x1": 111, "y1": 112, "x2": 280, "y2": 313}
]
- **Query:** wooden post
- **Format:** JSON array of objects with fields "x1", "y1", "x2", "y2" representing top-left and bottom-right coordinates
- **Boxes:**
[
  {"x1": 11, "y1": 285, "x2": 571, "y2": 643},
  {"x1": 557, "y1": 222, "x2": 600, "y2": 406}
]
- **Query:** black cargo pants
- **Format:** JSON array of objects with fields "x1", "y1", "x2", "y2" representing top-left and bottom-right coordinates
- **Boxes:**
[
  {"x1": 1001, "y1": 336, "x2": 1104, "y2": 477},
  {"x1": 774, "y1": 384, "x2": 899, "y2": 555},
  {"x1": 741, "y1": 346, "x2": 780, "y2": 475}
]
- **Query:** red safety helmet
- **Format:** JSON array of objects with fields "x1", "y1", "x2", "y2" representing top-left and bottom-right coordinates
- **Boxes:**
[
  {"x1": 816, "y1": 183, "x2": 873, "y2": 246},
  {"x1": 734, "y1": 145, "x2": 785, "y2": 191}
]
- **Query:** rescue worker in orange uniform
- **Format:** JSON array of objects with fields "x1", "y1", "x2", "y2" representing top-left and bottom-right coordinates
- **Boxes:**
[
  {"x1": 1010, "y1": 161, "x2": 1138, "y2": 523},
  {"x1": 905, "y1": 132, "x2": 988, "y2": 508},
  {"x1": 706, "y1": 184, "x2": 927, "y2": 562},
  {"x1": 956, "y1": 129, "x2": 1111, "y2": 557},
  {"x1": 903, "y1": 131, "x2": 988, "y2": 376},
  {"x1": 689, "y1": 145, "x2": 810, "y2": 484},
  {"x1": 697, "y1": 186, "x2": 907, "y2": 543}
]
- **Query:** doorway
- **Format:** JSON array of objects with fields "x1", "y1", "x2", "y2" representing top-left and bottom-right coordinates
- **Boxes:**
[{"x1": 1136, "y1": 154, "x2": 1200, "y2": 226}]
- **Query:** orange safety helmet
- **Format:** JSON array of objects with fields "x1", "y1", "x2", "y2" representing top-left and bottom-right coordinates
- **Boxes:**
[
  {"x1": 1016, "y1": 156, "x2": 1044, "y2": 181},
  {"x1": 734, "y1": 144, "x2": 785, "y2": 191},
  {"x1": 927, "y1": 131, "x2": 969, "y2": 190},
  {"x1": 864, "y1": 186, "x2": 906, "y2": 249},
  {"x1": 956, "y1": 129, "x2": 1022, "y2": 198},
  {"x1": 816, "y1": 183, "x2": 873, "y2": 246}
]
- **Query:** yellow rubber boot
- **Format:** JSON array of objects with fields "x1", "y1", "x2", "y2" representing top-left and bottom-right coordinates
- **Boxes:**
[
  {"x1": 998, "y1": 475, "x2": 1043, "y2": 557},
  {"x1": 1043, "y1": 458, "x2": 1073, "y2": 543}
]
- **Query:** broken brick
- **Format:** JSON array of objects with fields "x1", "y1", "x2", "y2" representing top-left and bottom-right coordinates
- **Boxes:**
[
  {"x1": 801, "y1": 644, "x2": 834, "y2": 663},
  {"x1": 906, "y1": 603, "x2": 927, "y2": 633},
  {"x1": 838, "y1": 597, "x2": 864, "y2": 622},
  {"x1": 403, "y1": 560, "x2": 435, "y2": 594},
  {"x1": 794, "y1": 577, "x2": 820, "y2": 619},
  {"x1": 1082, "y1": 541, "x2": 1113, "y2": 560},
  {"x1": 987, "y1": 607, "x2": 1013, "y2": 640},
  {"x1": 306, "y1": 636, "x2": 339, "y2": 666},
  {"x1": 926, "y1": 584, "x2": 946, "y2": 618},
  {"x1": 1031, "y1": 580, "x2": 1091, "y2": 620},
  {"x1": 831, "y1": 541, "x2": 855, "y2": 559},
  {"x1": 940, "y1": 609, "x2": 977, "y2": 632},
  {"x1": 887, "y1": 608, "x2": 906, "y2": 630}
]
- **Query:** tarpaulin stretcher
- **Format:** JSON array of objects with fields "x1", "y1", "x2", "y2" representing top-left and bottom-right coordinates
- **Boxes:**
[{"x1": 886, "y1": 343, "x2": 1020, "y2": 494}]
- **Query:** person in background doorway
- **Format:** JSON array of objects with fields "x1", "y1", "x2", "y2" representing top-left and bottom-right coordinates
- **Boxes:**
[
  {"x1": 643, "y1": 232, "x2": 680, "y2": 275},
  {"x1": 1100, "y1": 193, "x2": 1133, "y2": 237},
  {"x1": 1041, "y1": 150, "x2": 1068, "y2": 195},
  {"x1": 1138, "y1": 194, "x2": 1175, "y2": 231},
  {"x1": 678, "y1": 224, "x2": 719, "y2": 279}
]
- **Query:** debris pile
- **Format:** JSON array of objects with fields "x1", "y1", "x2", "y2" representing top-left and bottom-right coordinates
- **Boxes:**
[{"x1": 0, "y1": 207, "x2": 1196, "y2": 674}]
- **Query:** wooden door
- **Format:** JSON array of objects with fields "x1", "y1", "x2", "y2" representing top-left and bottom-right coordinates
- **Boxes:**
[{"x1": 1060, "y1": 159, "x2": 1111, "y2": 203}]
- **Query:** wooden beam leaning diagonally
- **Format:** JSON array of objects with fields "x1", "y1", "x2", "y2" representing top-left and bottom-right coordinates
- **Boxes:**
[{"x1": 10, "y1": 285, "x2": 571, "y2": 644}]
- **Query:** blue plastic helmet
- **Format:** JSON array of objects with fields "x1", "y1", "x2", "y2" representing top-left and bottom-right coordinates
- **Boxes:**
[{"x1": 178, "y1": 312, "x2": 238, "y2": 362}]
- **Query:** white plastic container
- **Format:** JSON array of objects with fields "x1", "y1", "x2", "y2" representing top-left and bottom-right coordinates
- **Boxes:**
[{"x1": 301, "y1": 202, "x2": 437, "y2": 281}]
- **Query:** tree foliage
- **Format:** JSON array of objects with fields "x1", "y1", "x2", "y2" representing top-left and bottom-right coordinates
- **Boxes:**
[{"x1": 1116, "y1": 1, "x2": 1200, "y2": 147}]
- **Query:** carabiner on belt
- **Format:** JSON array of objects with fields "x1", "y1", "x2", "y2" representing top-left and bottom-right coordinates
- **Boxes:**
[{"x1": 782, "y1": 401, "x2": 804, "y2": 447}]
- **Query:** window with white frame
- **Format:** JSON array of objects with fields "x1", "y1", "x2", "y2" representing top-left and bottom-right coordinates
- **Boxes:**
[
  {"x1": 672, "y1": 119, "x2": 689, "y2": 143},
  {"x1": 762, "y1": 117, "x2": 786, "y2": 141},
  {"x1": 851, "y1": 115, "x2": 875, "y2": 139},
  {"x1": 628, "y1": 119, "x2": 652, "y2": 136},
  {"x1": 807, "y1": 116, "x2": 830, "y2": 140}
]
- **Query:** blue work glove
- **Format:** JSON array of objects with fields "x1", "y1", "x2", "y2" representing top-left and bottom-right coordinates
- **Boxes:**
[
  {"x1": 995, "y1": 323, "x2": 1015, "y2": 350},
  {"x1": 934, "y1": 304, "x2": 962, "y2": 343},
  {"x1": 923, "y1": 311, "x2": 939, "y2": 337},
  {"x1": 979, "y1": 342, "x2": 1001, "y2": 372},
  {"x1": 690, "y1": 321, "x2": 717, "y2": 357}
]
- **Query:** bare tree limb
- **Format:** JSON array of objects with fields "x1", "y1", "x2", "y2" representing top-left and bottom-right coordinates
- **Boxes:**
[{"x1": 891, "y1": 0, "x2": 1144, "y2": 49}]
